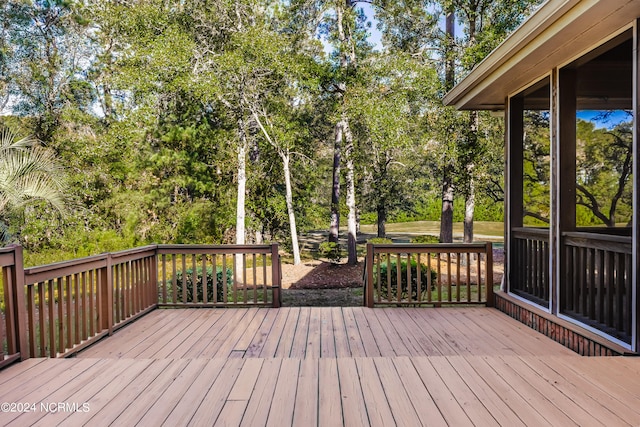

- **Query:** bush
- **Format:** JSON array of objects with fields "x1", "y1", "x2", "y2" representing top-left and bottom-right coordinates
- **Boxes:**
[
  {"x1": 175, "y1": 266, "x2": 233, "y2": 302},
  {"x1": 367, "y1": 237, "x2": 393, "y2": 244},
  {"x1": 318, "y1": 241, "x2": 342, "y2": 263},
  {"x1": 374, "y1": 258, "x2": 437, "y2": 301},
  {"x1": 410, "y1": 235, "x2": 440, "y2": 244}
]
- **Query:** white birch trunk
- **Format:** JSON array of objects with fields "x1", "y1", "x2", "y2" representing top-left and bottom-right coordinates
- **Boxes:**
[
  {"x1": 343, "y1": 116, "x2": 358, "y2": 265},
  {"x1": 235, "y1": 131, "x2": 247, "y2": 284},
  {"x1": 464, "y1": 177, "x2": 475, "y2": 243},
  {"x1": 329, "y1": 120, "x2": 342, "y2": 243},
  {"x1": 282, "y1": 153, "x2": 301, "y2": 265}
]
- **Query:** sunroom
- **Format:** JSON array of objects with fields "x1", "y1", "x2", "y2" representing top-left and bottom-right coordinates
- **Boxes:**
[{"x1": 444, "y1": 0, "x2": 640, "y2": 353}]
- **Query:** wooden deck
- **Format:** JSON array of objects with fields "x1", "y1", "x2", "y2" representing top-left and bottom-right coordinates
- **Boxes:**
[{"x1": 1, "y1": 307, "x2": 640, "y2": 426}]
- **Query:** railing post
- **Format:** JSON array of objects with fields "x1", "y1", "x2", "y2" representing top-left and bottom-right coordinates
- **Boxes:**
[
  {"x1": 485, "y1": 242, "x2": 494, "y2": 307},
  {"x1": 100, "y1": 253, "x2": 114, "y2": 335},
  {"x1": 11, "y1": 245, "x2": 28, "y2": 360},
  {"x1": 365, "y1": 243, "x2": 374, "y2": 308},
  {"x1": 271, "y1": 244, "x2": 281, "y2": 308},
  {"x1": 150, "y1": 248, "x2": 159, "y2": 306}
]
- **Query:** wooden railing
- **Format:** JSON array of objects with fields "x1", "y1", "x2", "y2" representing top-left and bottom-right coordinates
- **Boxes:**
[
  {"x1": 156, "y1": 245, "x2": 281, "y2": 308},
  {"x1": 511, "y1": 227, "x2": 550, "y2": 307},
  {"x1": 562, "y1": 232, "x2": 632, "y2": 344},
  {"x1": 0, "y1": 245, "x2": 25, "y2": 368},
  {"x1": 364, "y1": 243, "x2": 494, "y2": 308},
  {"x1": 22, "y1": 246, "x2": 158, "y2": 358},
  {"x1": 0, "y1": 243, "x2": 281, "y2": 363}
]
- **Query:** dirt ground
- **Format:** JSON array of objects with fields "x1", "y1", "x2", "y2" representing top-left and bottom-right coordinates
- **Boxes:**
[
  {"x1": 279, "y1": 248, "x2": 504, "y2": 307},
  {"x1": 280, "y1": 260, "x2": 364, "y2": 306}
]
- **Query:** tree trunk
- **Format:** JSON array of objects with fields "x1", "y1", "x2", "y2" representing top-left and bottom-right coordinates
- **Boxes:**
[
  {"x1": 282, "y1": 153, "x2": 301, "y2": 265},
  {"x1": 235, "y1": 120, "x2": 247, "y2": 284},
  {"x1": 464, "y1": 110, "x2": 479, "y2": 243},
  {"x1": 445, "y1": 9, "x2": 456, "y2": 92},
  {"x1": 329, "y1": 120, "x2": 342, "y2": 243},
  {"x1": 377, "y1": 204, "x2": 386, "y2": 238},
  {"x1": 439, "y1": 6, "x2": 456, "y2": 244},
  {"x1": 464, "y1": 177, "x2": 475, "y2": 243},
  {"x1": 440, "y1": 172, "x2": 454, "y2": 243},
  {"x1": 343, "y1": 115, "x2": 358, "y2": 265}
]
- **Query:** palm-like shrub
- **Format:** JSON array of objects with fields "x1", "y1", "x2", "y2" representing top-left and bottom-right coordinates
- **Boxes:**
[{"x1": 0, "y1": 127, "x2": 67, "y2": 242}]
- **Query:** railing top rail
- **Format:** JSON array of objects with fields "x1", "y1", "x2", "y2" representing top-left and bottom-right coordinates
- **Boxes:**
[
  {"x1": 0, "y1": 244, "x2": 20, "y2": 255},
  {"x1": 368, "y1": 242, "x2": 491, "y2": 254},
  {"x1": 110, "y1": 245, "x2": 158, "y2": 260},
  {"x1": 0, "y1": 246, "x2": 18, "y2": 267},
  {"x1": 157, "y1": 244, "x2": 275, "y2": 255},
  {"x1": 512, "y1": 227, "x2": 549, "y2": 238},
  {"x1": 562, "y1": 231, "x2": 632, "y2": 253},
  {"x1": 24, "y1": 253, "x2": 108, "y2": 279},
  {"x1": 562, "y1": 231, "x2": 632, "y2": 245},
  {"x1": 575, "y1": 226, "x2": 631, "y2": 236}
]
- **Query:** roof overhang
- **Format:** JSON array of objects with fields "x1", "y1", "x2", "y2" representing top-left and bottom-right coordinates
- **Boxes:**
[{"x1": 443, "y1": 0, "x2": 640, "y2": 110}]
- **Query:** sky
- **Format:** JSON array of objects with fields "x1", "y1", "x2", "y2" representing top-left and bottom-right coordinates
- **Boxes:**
[
  {"x1": 576, "y1": 110, "x2": 633, "y2": 129},
  {"x1": 360, "y1": 3, "x2": 383, "y2": 51}
]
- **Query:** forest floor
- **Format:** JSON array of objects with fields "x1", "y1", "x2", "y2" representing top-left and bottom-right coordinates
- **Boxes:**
[
  {"x1": 279, "y1": 249, "x2": 504, "y2": 307},
  {"x1": 280, "y1": 224, "x2": 505, "y2": 307},
  {"x1": 280, "y1": 260, "x2": 365, "y2": 306}
]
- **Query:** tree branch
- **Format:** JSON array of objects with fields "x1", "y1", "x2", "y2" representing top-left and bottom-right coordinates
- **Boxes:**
[{"x1": 576, "y1": 183, "x2": 611, "y2": 225}]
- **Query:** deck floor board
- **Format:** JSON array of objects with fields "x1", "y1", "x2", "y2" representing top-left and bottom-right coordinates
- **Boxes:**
[{"x1": 1, "y1": 307, "x2": 639, "y2": 426}]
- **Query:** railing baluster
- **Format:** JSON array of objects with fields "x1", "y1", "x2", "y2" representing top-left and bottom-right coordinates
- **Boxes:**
[
  {"x1": 476, "y1": 252, "x2": 482, "y2": 303},
  {"x1": 416, "y1": 254, "x2": 422, "y2": 304},
  {"x1": 161, "y1": 254, "x2": 167, "y2": 304},
  {"x1": 222, "y1": 255, "x2": 228, "y2": 304},
  {"x1": 181, "y1": 255, "x2": 187, "y2": 304},
  {"x1": 89, "y1": 269, "x2": 95, "y2": 338},
  {"x1": 191, "y1": 254, "x2": 197, "y2": 304},
  {"x1": 37, "y1": 283, "x2": 45, "y2": 356},
  {"x1": 446, "y1": 253, "x2": 452, "y2": 303},
  {"x1": 82, "y1": 272, "x2": 88, "y2": 341},
  {"x1": 47, "y1": 280, "x2": 55, "y2": 357},
  {"x1": 212, "y1": 254, "x2": 218, "y2": 304},
  {"x1": 262, "y1": 253, "x2": 267, "y2": 303},
  {"x1": 27, "y1": 285, "x2": 35, "y2": 357},
  {"x1": 426, "y1": 253, "x2": 432, "y2": 303},
  {"x1": 455, "y1": 253, "x2": 461, "y2": 302},
  {"x1": 252, "y1": 254, "x2": 257, "y2": 304},
  {"x1": 466, "y1": 253, "x2": 471, "y2": 303},
  {"x1": 202, "y1": 254, "x2": 208, "y2": 304},
  {"x1": 57, "y1": 278, "x2": 64, "y2": 354},
  {"x1": 243, "y1": 254, "x2": 248, "y2": 304}
]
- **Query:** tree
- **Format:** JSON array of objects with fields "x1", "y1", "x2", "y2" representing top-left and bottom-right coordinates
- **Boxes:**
[
  {"x1": 0, "y1": 127, "x2": 68, "y2": 242},
  {"x1": 5, "y1": 0, "x2": 91, "y2": 143},
  {"x1": 576, "y1": 118, "x2": 633, "y2": 227},
  {"x1": 290, "y1": 0, "x2": 373, "y2": 264},
  {"x1": 522, "y1": 110, "x2": 551, "y2": 224},
  {"x1": 352, "y1": 52, "x2": 437, "y2": 237}
]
